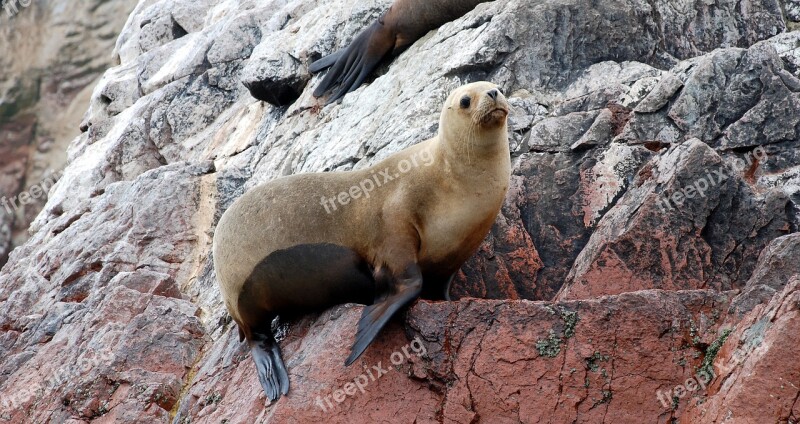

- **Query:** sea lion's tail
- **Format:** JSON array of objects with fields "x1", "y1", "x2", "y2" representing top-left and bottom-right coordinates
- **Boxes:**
[{"x1": 250, "y1": 331, "x2": 290, "y2": 401}]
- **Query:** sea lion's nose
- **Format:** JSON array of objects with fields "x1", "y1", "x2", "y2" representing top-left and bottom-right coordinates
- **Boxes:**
[{"x1": 487, "y1": 89, "x2": 499, "y2": 101}]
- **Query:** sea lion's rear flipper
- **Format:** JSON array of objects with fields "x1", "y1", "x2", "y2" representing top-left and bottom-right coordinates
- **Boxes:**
[
  {"x1": 344, "y1": 264, "x2": 423, "y2": 365},
  {"x1": 250, "y1": 331, "x2": 290, "y2": 401},
  {"x1": 308, "y1": 49, "x2": 345, "y2": 74},
  {"x1": 310, "y1": 20, "x2": 395, "y2": 104}
]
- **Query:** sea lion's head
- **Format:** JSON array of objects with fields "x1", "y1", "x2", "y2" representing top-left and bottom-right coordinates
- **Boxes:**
[{"x1": 440, "y1": 82, "x2": 509, "y2": 148}]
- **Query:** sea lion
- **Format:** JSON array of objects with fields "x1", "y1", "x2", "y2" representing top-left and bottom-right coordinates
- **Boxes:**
[
  {"x1": 213, "y1": 81, "x2": 510, "y2": 401},
  {"x1": 309, "y1": 0, "x2": 490, "y2": 103}
]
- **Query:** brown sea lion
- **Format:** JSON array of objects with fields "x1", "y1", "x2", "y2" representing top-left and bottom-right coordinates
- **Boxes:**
[
  {"x1": 309, "y1": 0, "x2": 490, "y2": 103},
  {"x1": 212, "y1": 81, "x2": 510, "y2": 401}
]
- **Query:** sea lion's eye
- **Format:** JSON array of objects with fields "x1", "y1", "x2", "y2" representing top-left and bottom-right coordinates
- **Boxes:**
[{"x1": 460, "y1": 96, "x2": 471, "y2": 109}]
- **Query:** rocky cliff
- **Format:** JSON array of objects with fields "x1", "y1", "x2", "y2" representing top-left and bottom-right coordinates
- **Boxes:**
[
  {"x1": 0, "y1": 0, "x2": 799, "y2": 423},
  {"x1": 0, "y1": 0, "x2": 140, "y2": 266}
]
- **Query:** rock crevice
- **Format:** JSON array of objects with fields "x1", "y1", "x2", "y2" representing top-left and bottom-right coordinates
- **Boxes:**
[{"x1": 0, "y1": 0, "x2": 798, "y2": 423}]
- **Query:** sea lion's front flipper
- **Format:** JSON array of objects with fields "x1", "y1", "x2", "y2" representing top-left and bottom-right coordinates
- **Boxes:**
[
  {"x1": 344, "y1": 264, "x2": 422, "y2": 365},
  {"x1": 250, "y1": 331, "x2": 290, "y2": 401},
  {"x1": 310, "y1": 19, "x2": 395, "y2": 104}
]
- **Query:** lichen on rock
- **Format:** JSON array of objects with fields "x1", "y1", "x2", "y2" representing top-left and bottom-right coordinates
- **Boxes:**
[{"x1": 0, "y1": 0, "x2": 798, "y2": 423}]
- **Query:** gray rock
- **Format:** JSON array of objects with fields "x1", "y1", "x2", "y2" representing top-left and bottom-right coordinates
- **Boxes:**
[
  {"x1": 528, "y1": 110, "x2": 600, "y2": 153},
  {"x1": 771, "y1": 31, "x2": 800, "y2": 77},
  {"x1": 0, "y1": 0, "x2": 798, "y2": 421},
  {"x1": 0, "y1": 0, "x2": 139, "y2": 267},
  {"x1": 787, "y1": 0, "x2": 800, "y2": 22},
  {"x1": 240, "y1": 1, "x2": 386, "y2": 105},
  {"x1": 731, "y1": 233, "x2": 800, "y2": 315},
  {"x1": 557, "y1": 139, "x2": 791, "y2": 300},
  {"x1": 635, "y1": 73, "x2": 684, "y2": 113},
  {"x1": 571, "y1": 108, "x2": 614, "y2": 150}
]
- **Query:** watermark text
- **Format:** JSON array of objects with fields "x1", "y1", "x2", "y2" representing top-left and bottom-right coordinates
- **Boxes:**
[
  {"x1": 656, "y1": 368, "x2": 715, "y2": 409},
  {"x1": 319, "y1": 150, "x2": 434, "y2": 214},
  {"x1": 315, "y1": 336, "x2": 427, "y2": 412},
  {"x1": 657, "y1": 147, "x2": 767, "y2": 213},
  {"x1": 1, "y1": 169, "x2": 63, "y2": 215},
  {"x1": 2, "y1": 0, "x2": 32, "y2": 18}
]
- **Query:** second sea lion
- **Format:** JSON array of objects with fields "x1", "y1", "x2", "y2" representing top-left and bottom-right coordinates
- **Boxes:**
[{"x1": 309, "y1": 0, "x2": 490, "y2": 103}]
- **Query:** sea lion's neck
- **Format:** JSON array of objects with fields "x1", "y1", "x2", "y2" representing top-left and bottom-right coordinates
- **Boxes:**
[{"x1": 435, "y1": 126, "x2": 509, "y2": 175}]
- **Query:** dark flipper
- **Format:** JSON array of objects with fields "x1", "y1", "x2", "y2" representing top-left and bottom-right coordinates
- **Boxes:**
[
  {"x1": 310, "y1": 20, "x2": 395, "y2": 104},
  {"x1": 309, "y1": 0, "x2": 490, "y2": 103},
  {"x1": 345, "y1": 264, "x2": 423, "y2": 365},
  {"x1": 251, "y1": 331, "x2": 290, "y2": 401},
  {"x1": 308, "y1": 49, "x2": 345, "y2": 73}
]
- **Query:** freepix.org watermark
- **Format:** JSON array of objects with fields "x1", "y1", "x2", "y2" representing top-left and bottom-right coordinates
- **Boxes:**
[
  {"x1": 655, "y1": 368, "x2": 715, "y2": 409},
  {"x1": 319, "y1": 149, "x2": 435, "y2": 214},
  {"x1": 656, "y1": 147, "x2": 767, "y2": 213},
  {"x1": 1, "y1": 169, "x2": 63, "y2": 215},
  {"x1": 2, "y1": 0, "x2": 32, "y2": 18},
  {"x1": 315, "y1": 336, "x2": 427, "y2": 412}
]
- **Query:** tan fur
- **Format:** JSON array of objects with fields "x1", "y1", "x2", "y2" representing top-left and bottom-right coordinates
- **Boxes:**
[{"x1": 213, "y1": 81, "x2": 510, "y2": 331}]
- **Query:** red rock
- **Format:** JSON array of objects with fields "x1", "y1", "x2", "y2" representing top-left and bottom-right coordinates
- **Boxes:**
[
  {"x1": 683, "y1": 278, "x2": 800, "y2": 423},
  {"x1": 173, "y1": 305, "x2": 441, "y2": 423},
  {"x1": 454, "y1": 175, "x2": 544, "y2": 300},
  {"x1": 1, "y1": 1, "x2": 799, "y2": 423},
  {"x1": 731, "y1": 233, "x2": 800, "y2": 316},
  {"x1": 171, "y1": 290, "x2": 732, "y2": 423},
  {"x1": 557, "y1": 140, "x2": 791, "y2": 301}
]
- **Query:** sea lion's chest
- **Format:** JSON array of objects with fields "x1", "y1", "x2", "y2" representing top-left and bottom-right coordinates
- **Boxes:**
[{"x1": 417, "y1": 184, "x2": 505, "y2": 266}]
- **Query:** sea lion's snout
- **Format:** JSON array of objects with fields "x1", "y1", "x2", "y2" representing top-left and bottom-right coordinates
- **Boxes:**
[{"x1": 479, "y1": 87, "x2": 508, "y2": 127}]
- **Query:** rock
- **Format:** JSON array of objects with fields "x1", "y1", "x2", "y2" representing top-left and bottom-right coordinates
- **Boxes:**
[
  {"x1": 730, "y1": 233, "x2": 800, "y2": 316},
  {"x1": 788, "y1": 0, "x2": 800, "y2": 23},
  {"x1": 170, "y1": 290, "x2": 733, "y2": 423},
  {"x1": 0, "y1": 114, "x2": 35, "y2": 265},
  {"x1": 0, "y1": 0, "x2": 139, "y2": 267},
  {"x1": 0, "y1": 162, "x2": 212, "y2": 422},
  {"x1": 241, "y1": 0, "x2": 785, "y2": 107},
  {"x1": 170, "y1": 304, "x2": 442, "y2": 422},
  {"x1": 683, "y1": 278, "x2": 800, "y2": 423},
  {"x1": 571, "y1": 108, "x2": 615, "y2": 150},
  {"x1": 771, "y1": 31, "x2": 800, "y2": 76},
  {"x1": 557, "y1": 140, "x2": 791, "y2": 300},
  {"x1": 0, "y1": 0, "x2": 798, "y2": 422},
  {"x1": 406, "y1": 291, "x2": 732, "y2": 423},
  {"x1": 240, "y1": 1, "x2": 386, "y2": 106},
  {"x1": 634, "y1": 73, "x2": 684, "y2": 114},
  {"x1": 528, "y1": 110, "x2": 600, "y2": 153}
]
